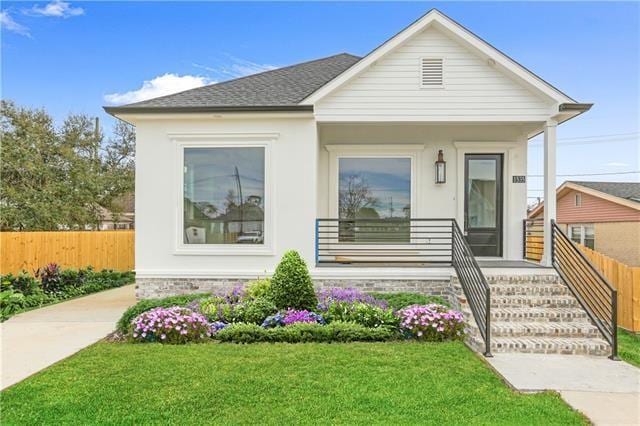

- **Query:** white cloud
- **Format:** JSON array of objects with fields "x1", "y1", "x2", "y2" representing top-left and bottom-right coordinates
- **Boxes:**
[
  {"x1": 104, "y1": 73, "x2": 213, "y2": 105},
  {"x1": 26, "y1": 0, "x2": 84, "y2": 18},
  {"x1": 604, "y1": 162, "x2": 630, "y2": 167},
  {"x1": 192, "y1": 56, "x2": 276, "y2": 79},
  {"x1": 1, "y1": 11, "x2": 30, "y2": 36}
]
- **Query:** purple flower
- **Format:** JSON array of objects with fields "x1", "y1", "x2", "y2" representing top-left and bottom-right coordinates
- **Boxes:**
[
  {"x1": 130, "y1": 306, "x2": 214, "y2": 344},
  {"x1": 316, "y1": 288, "x2": 387, "y2": 311},
  {"x1": 397, "y1": 304, "x2": 465, "y2": 341},
  {"x1": 282, "y1": 309, "x2": 325, "y2": 326}
]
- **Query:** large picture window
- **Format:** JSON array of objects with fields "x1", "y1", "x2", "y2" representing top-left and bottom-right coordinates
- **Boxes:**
[
  {"x1": 183, "y1": 147, "x2": 265, "y2": 245},
  {"x1": 338, "y1": 157, "x2": 411, "y2": 242}
]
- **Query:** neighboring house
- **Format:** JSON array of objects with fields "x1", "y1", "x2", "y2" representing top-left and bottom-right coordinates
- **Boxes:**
[
  {"x1": 528, "y1": 181, "x2": 640, "y2": 266},
  {"x1": 105, "y1": 9, "x2": 591, "y2": 298},
  {"x1": 98, "y1": 193, "x2": 135, "y2": 230}
]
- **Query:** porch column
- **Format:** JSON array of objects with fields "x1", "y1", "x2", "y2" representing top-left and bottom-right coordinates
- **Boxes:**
[{"x1": 542, "y1": 119, "x2": 557, "y2": 266}]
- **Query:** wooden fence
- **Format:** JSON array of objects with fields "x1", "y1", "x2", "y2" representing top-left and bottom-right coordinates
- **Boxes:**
[
  {"x1": 578, "y1": 245, "x2": 640, "y2": 332},
  {"x1": 1, "y1": 231, "x2": 134, "y2": 275}
]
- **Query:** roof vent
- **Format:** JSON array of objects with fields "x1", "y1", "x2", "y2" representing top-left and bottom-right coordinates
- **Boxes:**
[{"x1": 421, "y1": 58, "x2": 443, "y2": 88}]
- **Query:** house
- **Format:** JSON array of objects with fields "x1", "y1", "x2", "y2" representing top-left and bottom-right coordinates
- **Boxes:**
[
  {"x1": 528, "y1": 181, "x2": 640, "y2": 266},
  {"x1": 103, "y1": 9, "x2": 619, "y2": 357},
  {"x1": 98, "y1": 193, "x2": 135, "y2": 230}
]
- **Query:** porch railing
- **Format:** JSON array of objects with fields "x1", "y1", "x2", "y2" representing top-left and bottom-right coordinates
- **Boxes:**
[
  {"x1": 523, "y1": 218, "x2": 544, "y2": 262},
  {"x1": 551, "y1": 220, "x2": 618, "y2": 359},
  {"x1": 315, "y1": 217, "x2": 491, "y2": 356}
]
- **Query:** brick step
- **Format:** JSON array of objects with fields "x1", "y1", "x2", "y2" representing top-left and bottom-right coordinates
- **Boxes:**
[
  {"x1": 489, "y1": 283, "x2": 571, "y2": 296},
  {"x1": 489, "y1": 321, "x2": 602, "y2": 338},
  {"x1": 488, "y1": 336, "x2": 611, "y2": 356},
  {"x1": 490, "y1": 307, "x2": 590, "y2": 322},
  {"x1": 483, "y1": 274, "x2": 561, "y2": 285},
  {"x1": 490, "y1": 295, "x2": 580, "y2": 308}
]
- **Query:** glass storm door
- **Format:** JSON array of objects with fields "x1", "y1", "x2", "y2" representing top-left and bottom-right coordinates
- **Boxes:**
[{"x1": 464, "y1": 154, "x2": 503, "y2": 257}]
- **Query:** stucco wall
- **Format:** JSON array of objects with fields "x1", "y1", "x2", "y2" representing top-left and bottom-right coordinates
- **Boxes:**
[
  {"x1": 134, "y1": 115, "x2": 318, "y2": 279},
  {"x1": 594, "y1": 221, "x2": 640, "y2": 267}
]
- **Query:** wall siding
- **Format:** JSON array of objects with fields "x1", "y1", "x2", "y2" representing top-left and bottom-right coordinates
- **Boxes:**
[
  {"x1": 315, "y1": 26, "x2": 554, "y2": 121},
  {"x1": 557, "y1": 190, "x2": 640, "y2": 223}
]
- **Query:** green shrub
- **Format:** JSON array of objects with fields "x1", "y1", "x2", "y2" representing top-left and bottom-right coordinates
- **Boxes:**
[
  {"x1": 117, "y1": 293, "x2": 208, "y2": 333},
  {"x1": 239, "y1": 297, "x2": 277, "y2": 324},
  {"x1": 1, "y1": 272, "x2": 40, "y2": 296},
  {"x1": 324, "y1": 302, "x2": 399, "y2": 329},
  {"x1": 246, "y1": 278, "x2": 271, "y2": 300},
  {"x1": 369, "y1": 292, "x2": 449, "y2": 310},
  {"x1": 215, "y1": 323, "x2": 268, "y2": 343},
  {"x1": 215, "y1": 321, "x2": 397, "y2": 344},
  {"x1": 268, "y1": 250, "x2": 317, "y2": 310}
]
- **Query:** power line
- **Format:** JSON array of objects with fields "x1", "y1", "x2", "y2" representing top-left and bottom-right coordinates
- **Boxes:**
[
  {"x1": 533, "y1": 131, "x2": 639, "y2": 141},
  {"x1": 528, "y1": 170, "x2": 640, "y2": 177}
]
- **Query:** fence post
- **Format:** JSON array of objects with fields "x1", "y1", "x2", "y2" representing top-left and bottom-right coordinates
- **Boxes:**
[
  {"x1": 484, "y1": 286, "x2": 492, "y2": 357},
  {"x1": 550, "y1": 219, "x2": 556, "y2": 265},
  {"x1": 314, "y1": 219, "x2": 319, "y2": 266},
  {"x1": 611, "y1": 289, "x2": 619, "y2": 360}
]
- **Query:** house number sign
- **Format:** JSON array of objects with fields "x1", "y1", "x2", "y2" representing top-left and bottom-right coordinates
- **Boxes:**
[{"x1": 512, "y1": 176, "x2": 526, "y2": 183}]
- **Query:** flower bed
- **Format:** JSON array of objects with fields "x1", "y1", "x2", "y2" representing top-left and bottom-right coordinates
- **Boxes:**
[
  {"x1": 1, "y1": 264, "x2": 134, "y2": 321},
  {"x1": 117, "y1": 250, "x2": 466, "y2": 345}
]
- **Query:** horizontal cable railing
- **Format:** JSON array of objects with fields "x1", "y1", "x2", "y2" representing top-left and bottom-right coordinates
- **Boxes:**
[
  {"x1": 523, "y1": 218, "x2": 544, "y2": 262},
  {"x1": 451, "y1": 220, "x2": 492, "y2": 356},
  {"x1": 315, "y1": 218, "x2": 453, "y2": 265},
  {"x1": 551, "y1": 220, "x2": 618, "y2": 359}
]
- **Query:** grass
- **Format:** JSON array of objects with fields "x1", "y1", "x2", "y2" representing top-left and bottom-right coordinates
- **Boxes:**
[
  {"x1": 1, "y1": 342, "x2": 586, "y2": 425},
  {"x1": 618, "y1": 328, "x2": 640, "y2": 367}
]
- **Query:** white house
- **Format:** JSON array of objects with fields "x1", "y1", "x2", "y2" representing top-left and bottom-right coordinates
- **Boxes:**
[{"x1": 105, "y1": 9, "x2": 591, "y2": 299}]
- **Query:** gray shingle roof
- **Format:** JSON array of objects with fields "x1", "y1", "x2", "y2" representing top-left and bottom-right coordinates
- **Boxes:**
[
  {"x1": 104, "y1": 53, "x2": 360, "y2": 114},
  {"x1": 571, "y1": 181, "x2": 640, "y2": 203}
]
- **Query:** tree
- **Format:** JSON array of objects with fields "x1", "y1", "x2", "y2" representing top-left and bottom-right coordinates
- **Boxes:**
[
  {"x1": 338, "y1": 175, "x2": 378, "y2": 219},
  {"x1": 0, "y1": 100, "x2": 135, "y2": 230}
]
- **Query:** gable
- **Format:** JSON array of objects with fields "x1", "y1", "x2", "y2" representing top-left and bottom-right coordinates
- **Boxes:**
[
  {"x1": 314, "y1": 25, "x2": 556, "y2": 122},
  {"x1": 557, "y1": 189, "x2": 640, "y2": 223}
]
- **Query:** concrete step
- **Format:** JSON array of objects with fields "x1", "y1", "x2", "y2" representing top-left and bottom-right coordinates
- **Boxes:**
[
  {"x1": 488, "y1": 336, "x2": 611, "y2": 356},
  {"x1": 489, "y1": 321, "x2": 602, "y2": 338},
  {"x1": 491, "y1": 307, "x2": 590, "y2": 322},
  {"x1": 491, "y1": 295, "x2": 580, "y2": 308}
]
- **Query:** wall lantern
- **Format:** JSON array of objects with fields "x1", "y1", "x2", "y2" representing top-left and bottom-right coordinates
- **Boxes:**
[{"x1": 435, "y1": 149, "x2": 446, "y2": 184}]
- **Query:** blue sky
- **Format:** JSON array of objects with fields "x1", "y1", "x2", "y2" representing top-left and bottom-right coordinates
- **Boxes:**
[{"x1": 2, "y1": 1, "x2": 639, "y2": 201}]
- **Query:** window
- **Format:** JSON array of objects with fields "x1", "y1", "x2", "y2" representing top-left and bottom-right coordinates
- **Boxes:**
[
  {"x1": 568, "y1": 224, "x2": 595, "y2": 249},
  {"x1": 183, "y1": 147, "x2": 265, "y2": 245},
  {"x1": 575, "y1": 193, "x2": 582, "y2": 207},
  {"x1": 420, "y1": 58, "x2": 444, "y2": 88},
  {"x1": 338, "y1": 157, "x2": 411, "y2": 242}
]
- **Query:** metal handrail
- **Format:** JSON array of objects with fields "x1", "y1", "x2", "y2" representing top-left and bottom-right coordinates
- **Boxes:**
[
  {"x1": 551, "y1": 220, "x2": 618, "y2": 359},
  {"x1": 451, "y1": 220, "x2": 492, "y2": 357}
]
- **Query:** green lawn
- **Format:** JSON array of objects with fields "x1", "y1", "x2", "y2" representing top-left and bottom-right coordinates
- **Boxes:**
[
  {"x1": 619, "y1": 328, "x2": 640, "y2": 367},
  {"x1": 1, "y1": 342, "x2": 586, "y2": 425}
]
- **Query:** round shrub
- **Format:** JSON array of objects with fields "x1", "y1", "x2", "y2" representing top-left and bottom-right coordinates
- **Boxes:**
[
  {"x1": 130, "y1": 306, "x2": 214, "y2": 344},
  {"x1": 240, "y1": 297, "x2": 277, "y2": 324},
  {"x1": 199, "y1": 296, "x2": 240, "y2": 323},
  {"x1": 397, "y1": 304, "x2": 465, "y2": 341},
  {"x1": 268, "y1": 250, "x2": 317, "y2": 310}
]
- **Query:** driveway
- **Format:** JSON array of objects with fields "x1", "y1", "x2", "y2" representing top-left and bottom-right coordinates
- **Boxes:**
[
  {"x1": 1, "y1": 284, "x2": 136, "y2": 390},
  {"x1": 488, "y1": 353, "x2": 640, "y2": 425}
]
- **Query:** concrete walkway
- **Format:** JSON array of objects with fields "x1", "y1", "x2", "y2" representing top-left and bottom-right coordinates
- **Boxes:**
[
  {"x1": 488, "y1": 353, "x2": 640, "y2": 425},
  {"x1": 0, "y1": 284, "x2": 136, "y2": 390}
]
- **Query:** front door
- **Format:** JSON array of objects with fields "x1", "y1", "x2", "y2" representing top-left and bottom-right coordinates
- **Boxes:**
[{"x1": 464, "y1": 154, "x2": 503, "y2": 257}]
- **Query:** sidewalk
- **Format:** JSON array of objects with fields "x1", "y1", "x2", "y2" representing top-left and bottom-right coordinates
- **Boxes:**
[
  {"x1": 0, "y1": 284, "x2": 136, "y2": 390},
  {"x1": 487, "y1": 353, "x2": 640, "y2": 425}
]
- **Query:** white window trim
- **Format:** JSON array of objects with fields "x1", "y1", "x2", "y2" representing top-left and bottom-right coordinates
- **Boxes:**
[
  {"x1": 568, "y1": 224, "x2": 594, "y2": 247},
  {"x1": 575, "y1": 193, "x2": 582, "y2": 207},
  {"x1": 419, "y1": 57, "x2": 445, "y2": 89},
  {"x1": 171, "y1": 133, "x2": 277, "y2": 256}
]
